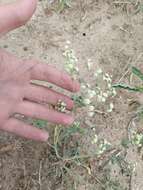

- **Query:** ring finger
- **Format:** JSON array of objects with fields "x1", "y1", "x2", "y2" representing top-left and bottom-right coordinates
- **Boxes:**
[{"x1": 14, "y1": 101, "x2": 74, "y2": 125}]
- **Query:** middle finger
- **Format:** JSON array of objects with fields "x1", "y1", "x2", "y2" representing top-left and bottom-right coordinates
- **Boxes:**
[{"x1": 24, "y1": 84, "x2": 74, "y2": 110}]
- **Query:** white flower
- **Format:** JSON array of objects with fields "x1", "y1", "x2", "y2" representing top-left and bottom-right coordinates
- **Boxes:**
[
  {"x1": 75, "y1": 67, "x2": 79, "y2": 72},
  {"x1": 64, "y1": 45, "x2": 79, "y2": 77},
  {"x1": 108, "y1": 83, "x2": 112, "y2": 88},
  {"x1": 112, "y1": 88, "x2": 117, "y2": 96},
  {"x1": 65, "y1": 67, "x2": 71, "y2": 73},
  {"x1": 94, "y1": 73, "x2": 98, "y2": 77},
  {"x1": 92, "y1": 134, "x2": 98, "y2": 144},
  {"x1": 87, "y1": 59, "x2": 93, "y2": 71},
  {"x1": 101, "y1": 97, "x2": 106, "y2": 102},
  {"x1": 87, "y1": 111, "x2": 94, "y2": 117},
  {"x1": 87, "y1": 89, "x2": 96, "y2": 99},
  {"x1": 94, "y1": 68, "x2": 102, "y2": 78},
  {"x1": 89, "y1": 105, "x2": 95, "y2": 111},
  {"x1": 66, "y1": 40, "x2": 71, "y2": 44},
  {"x1": 97, "y1": 95, "x2": 102, "y2": 102},
  {"x1": 65, "y1": 45, "x2": 69, "y2": 49},
  {"x1": 103, "y1": 73, "x2": 112, "y2": 83},
  {"x1": 83, "y1": 98, "x2": 91, "y2": 105},
  {"x1": 104, "y1": 139, "x2": 111, "y2": 146},
  {"x1": 105, "y1": 73, "x2": 110, "y2": 78},
  {"x1": 67, "y1": 64, "x2": 74, "y2": 70},
  {"x1": 96, "y1": 68, "x2": 103, "y2": 74},
  {"x1": 107, "y1": 103, "x2": 114, "y2": 113},
  {"x1": 81, "y1": 84, "x2": 86, "y2": 89},
  {"x1": 103, "y1": 92, "x2": 108, "y2": 98}
]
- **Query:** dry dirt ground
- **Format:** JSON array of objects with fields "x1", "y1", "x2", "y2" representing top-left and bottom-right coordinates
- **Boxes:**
[{"x1": 0, "y1": 0, "x2": 143, "y2": 190}]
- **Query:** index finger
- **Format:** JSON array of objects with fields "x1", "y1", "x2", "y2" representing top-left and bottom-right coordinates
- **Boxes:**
[{"x1": 30, "y1": 60, "x2": 80, "y2": 92}]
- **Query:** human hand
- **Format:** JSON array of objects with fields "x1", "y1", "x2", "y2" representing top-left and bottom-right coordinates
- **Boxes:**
[{"x1": 0, "y1": 0, "x2": 80, "y2": 141}]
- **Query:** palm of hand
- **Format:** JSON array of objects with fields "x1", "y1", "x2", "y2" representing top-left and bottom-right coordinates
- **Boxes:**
[{"x1": 0, "y1": 0, "x2": 80, "y2": 141}]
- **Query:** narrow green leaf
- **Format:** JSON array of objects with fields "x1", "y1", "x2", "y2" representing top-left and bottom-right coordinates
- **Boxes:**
[
  {"x1": 113, "y1": 83, "x2": 143, "y2": 92},
  {"x1": 130, "y1": 86, "x2": 143, "y2": 92},
  {"x1": 132, "y1": 66, "x2": 143, "y2": 81}
]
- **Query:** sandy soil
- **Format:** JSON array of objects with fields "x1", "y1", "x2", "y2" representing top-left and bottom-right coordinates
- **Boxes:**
[{"x1": 0, "y1": 0, "x2": 143, "y2": 190}]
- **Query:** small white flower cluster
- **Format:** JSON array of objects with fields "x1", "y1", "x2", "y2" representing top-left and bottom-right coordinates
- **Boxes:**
[
  {"x1": 94, "y1": 69, "x2": 117, "y2": 104},
  {"x1": 92, "y1": 134, "x2": 111, "y2": 156},
  {"x1": 80, "y1": 66, "x2": 117, "y2": 114},
  {"x1": 63, "y1": 41, "x2": 79, "y2": 79},
  {"x1": 87, "y1": 105, "x2": 95, "y2": 117},
  {"x1": 92, "y1": 134, "x2": 98, "y2": 144},
  {"x1": 96, "y1": 139, "x2": 111, "y2": 156},
  {"x1": 80, "y1": 84, "x2": 96, "y2": 117},
  {"x1": 55, "y1": 100, "x2": 67, "y2": 113},
  {"x1": 94, "y1": 68, "x2": 103, "y2": 77},
  {"x1": 63, "y1": 43, "x2": 116, "y2": 117},
  {"x1": 131, "y1": 132, "x2": 143, "y2": 147}
]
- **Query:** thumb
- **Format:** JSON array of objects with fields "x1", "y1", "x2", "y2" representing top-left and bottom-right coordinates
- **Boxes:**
[{"x1": 0, "y1": 0, "x2": 37, "y2": 35}]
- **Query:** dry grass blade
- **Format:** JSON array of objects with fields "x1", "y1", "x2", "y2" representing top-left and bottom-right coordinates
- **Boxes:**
[{"x1": 132, "y1": 66, "x2": 143, "y2": 81}]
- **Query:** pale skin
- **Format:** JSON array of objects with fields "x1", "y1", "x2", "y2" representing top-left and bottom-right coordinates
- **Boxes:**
[{"x1": 0, "y1": 0, "x2": 80, "y2": 141}]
